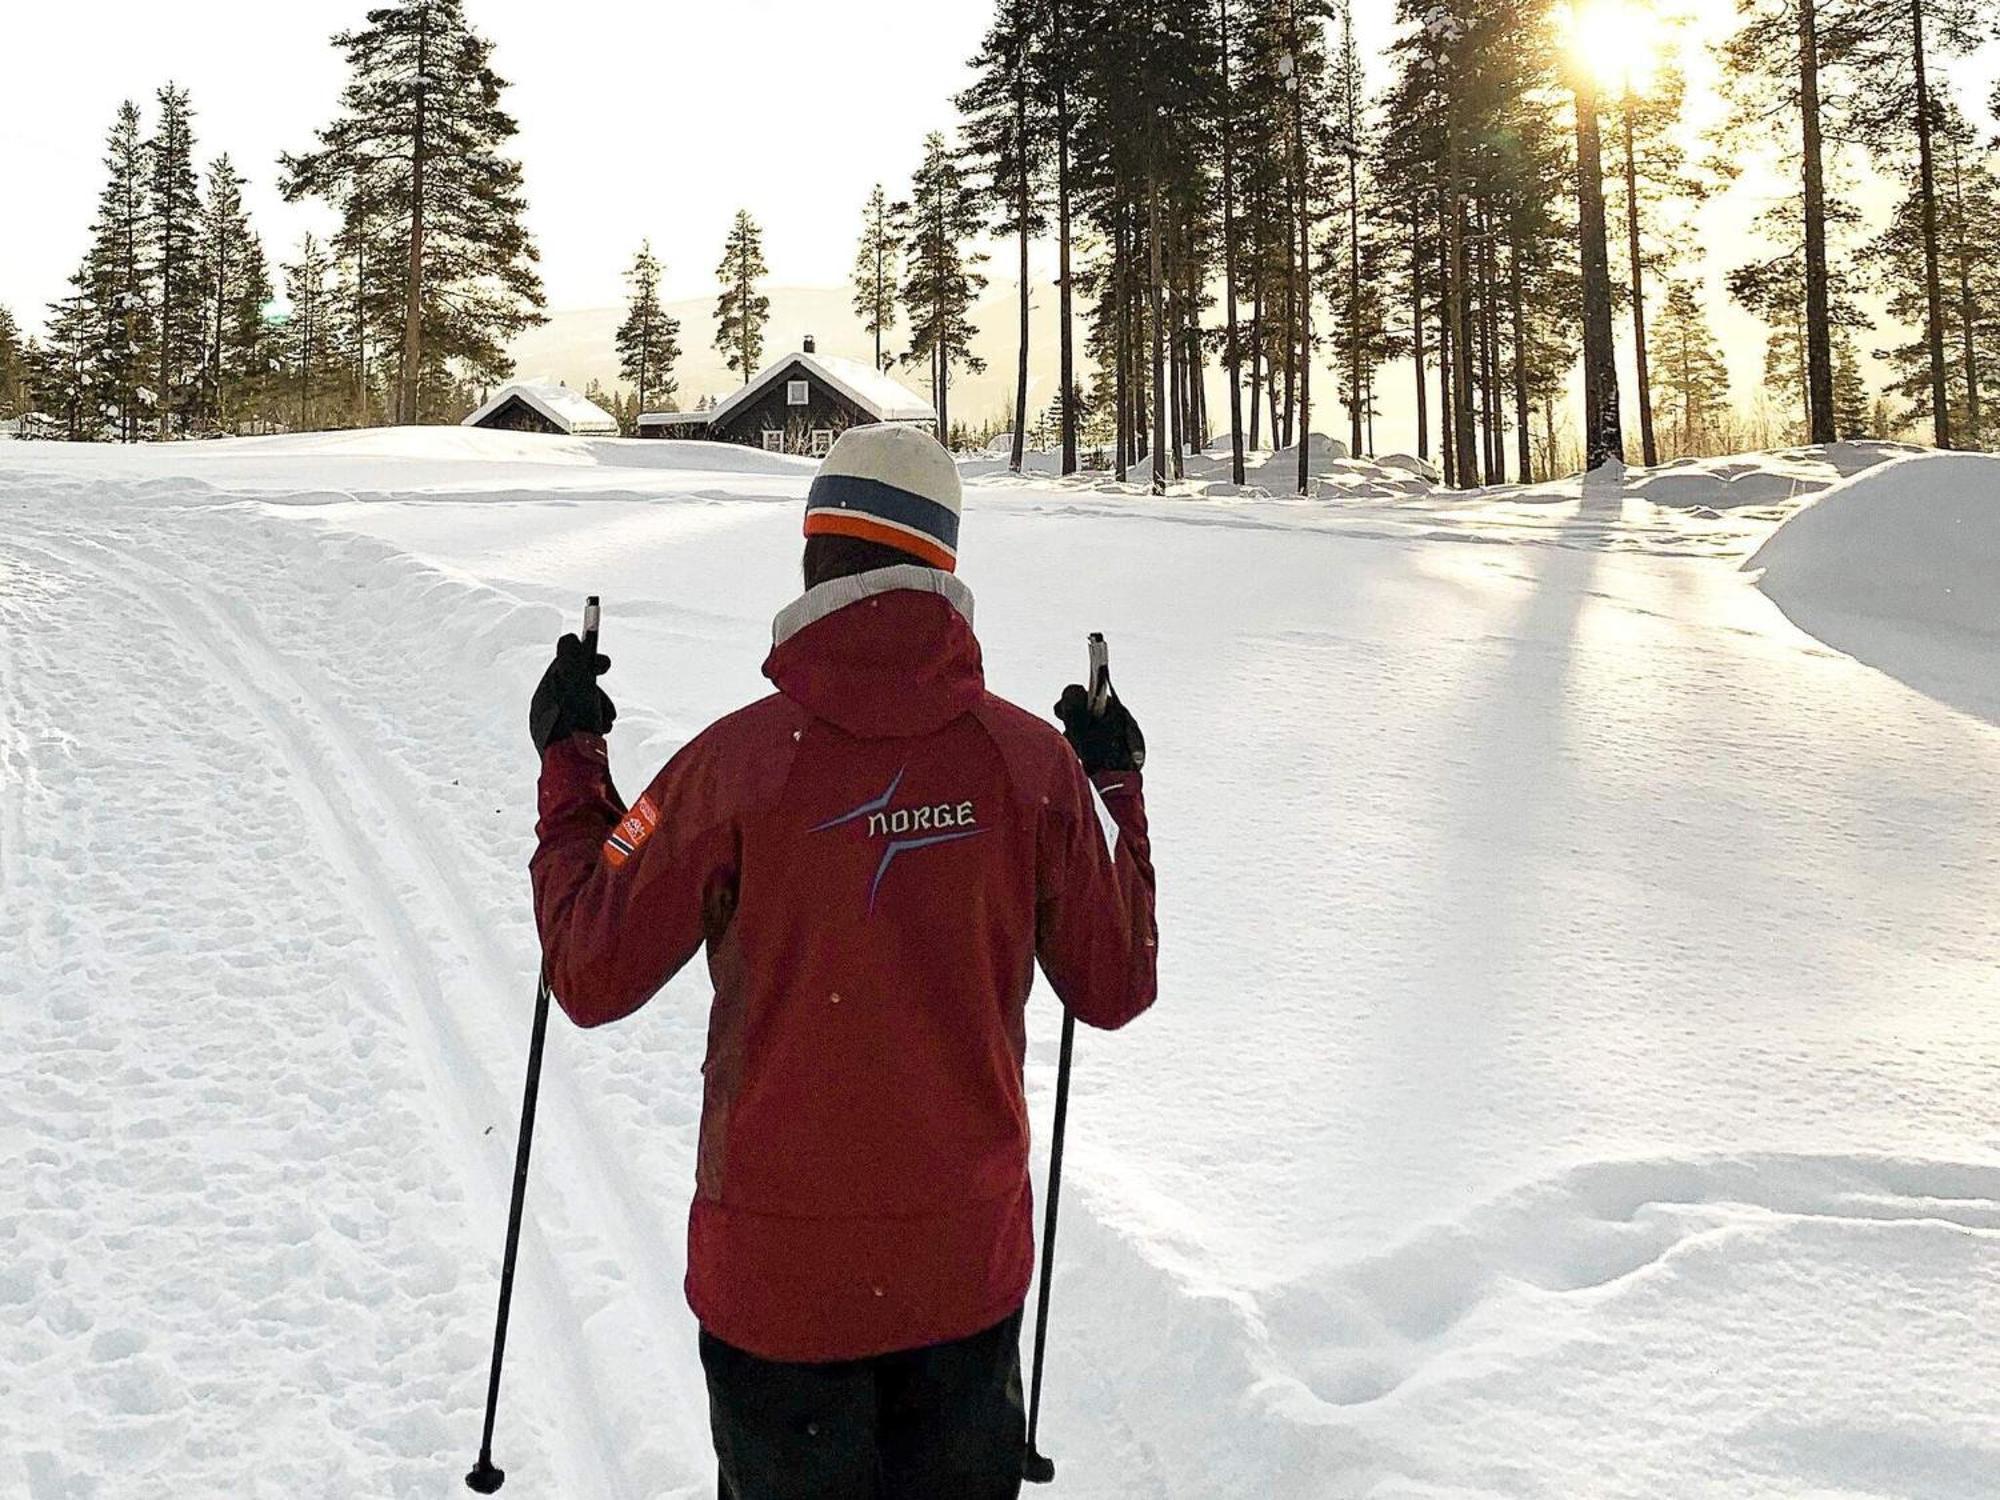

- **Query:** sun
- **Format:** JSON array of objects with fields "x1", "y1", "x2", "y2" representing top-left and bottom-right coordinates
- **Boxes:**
[{"x1": 1565, "y1": 0, "x2": 1665, "y2": 97}]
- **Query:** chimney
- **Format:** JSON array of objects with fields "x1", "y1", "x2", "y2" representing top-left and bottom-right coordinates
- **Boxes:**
[{"x1": 803, "y1": 333, "x2": 817, "y2": 355}]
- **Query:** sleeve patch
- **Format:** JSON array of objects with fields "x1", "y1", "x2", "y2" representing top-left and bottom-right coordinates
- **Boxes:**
[{"x1": 604, "y1": 792, "x2": 660, "y2": 869}]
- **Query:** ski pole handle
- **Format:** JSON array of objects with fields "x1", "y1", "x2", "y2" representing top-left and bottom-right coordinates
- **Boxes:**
[
  {"x1": 582, "y1": 595, "x2": 600, "y2": 656},
  {"x1": 1087, "y1": 633, "x2": 1110, "y2": 716}
]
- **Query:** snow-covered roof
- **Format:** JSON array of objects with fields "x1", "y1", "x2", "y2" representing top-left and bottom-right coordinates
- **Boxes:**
[
  {"x1": 707, "y1": 352, "x2": 936, "y2": 428},
  {"x1": 463, "y1": 379, "x2": 620, "y2": 436},
  {"x1": 636, "y1": 410, "x2": 714, "y2": 428}
]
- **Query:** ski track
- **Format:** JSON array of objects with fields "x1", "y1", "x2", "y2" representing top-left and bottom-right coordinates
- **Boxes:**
[
  {"x1": 0, "y1": 499, "x2": 712, "y2": 1498},
  {"x1": 7, "y1": 443, "x2": 2000, "y2": 1499}
]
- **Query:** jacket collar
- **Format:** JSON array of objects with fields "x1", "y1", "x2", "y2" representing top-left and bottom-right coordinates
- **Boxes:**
[{"x1": 772, "y1": 565, "x2": 975, "y2": 648}]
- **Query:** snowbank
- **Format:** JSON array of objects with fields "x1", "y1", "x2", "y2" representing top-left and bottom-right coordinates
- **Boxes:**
[
  {"x1": 1749, "y1": 451, "x2": 2000, "y2": 722},
  {"x1": 7, "y1": 432, "x2": 2000, "y2": 1497}
]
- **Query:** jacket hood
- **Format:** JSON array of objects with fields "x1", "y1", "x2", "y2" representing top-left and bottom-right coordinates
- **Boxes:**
[{"x1": 764, "y1": 566, "x2": 985, "y2": 739}]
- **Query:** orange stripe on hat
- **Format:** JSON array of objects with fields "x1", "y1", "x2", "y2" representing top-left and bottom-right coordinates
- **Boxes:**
[{"x1": 804, "y1": 510, "x2": 958, "y2": 573}]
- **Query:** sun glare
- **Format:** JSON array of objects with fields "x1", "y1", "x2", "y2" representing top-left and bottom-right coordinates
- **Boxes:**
[{"x1": 1566, "y1": 0, "x2": 1663, "y2": 97}]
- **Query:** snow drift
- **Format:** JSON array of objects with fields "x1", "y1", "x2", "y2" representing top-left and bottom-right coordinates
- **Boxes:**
[
  {"x1": 5, "y1": 433, "x2": 2000, "y2": 1499},
  {"x1": 1750, "y1": 450, "x2": 2000, "y2": 724}
]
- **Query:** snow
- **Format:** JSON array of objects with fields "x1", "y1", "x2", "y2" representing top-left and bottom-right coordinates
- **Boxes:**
[
  {"x1": 4, "y1": 433, "x2": 2000, "y2": 1498},
  {"x1": 703, "y1": 350, "x2": 936, "y2": 428},
  {"x1": 463, "y1": 377, "x2": 621, "y2": 436}
]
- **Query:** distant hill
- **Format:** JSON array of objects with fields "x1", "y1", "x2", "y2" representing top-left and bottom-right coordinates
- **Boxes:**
[{"x1": 506, "y1": 281, "x2": 1069, "y2": 430}]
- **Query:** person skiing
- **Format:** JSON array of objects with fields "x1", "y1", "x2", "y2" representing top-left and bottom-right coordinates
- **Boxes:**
[{"x1": 527, "y1": 423, "x2": 1159, "y2": 1500}]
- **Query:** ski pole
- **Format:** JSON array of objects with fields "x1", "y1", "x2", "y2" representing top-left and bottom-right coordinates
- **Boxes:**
[
  {"x1": 467, "y1": 595, "x2": 599, "y2": 1495},
  {"x1": 1021, "y1": 1006, "x2": 1076, "y2": 1486},
  {"x1": 1024, "y1": 630, "x2": 1111, "y2": 1485}
]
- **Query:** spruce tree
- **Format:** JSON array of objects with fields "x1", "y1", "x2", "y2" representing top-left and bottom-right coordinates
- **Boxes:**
[
  {"x1": 82, "y1": 100, "x2": 154, "y2": 442},
  {"x1": 283, "y1": 0, "x2": 546, "y2": 425},
  {"x1": 851, "y1": 185, "x2": 900, "y2": 372},
  {"x1": 616, "y1": 240, "x2": 681, "y2": 412},
  {"x1": 148, "y1": 84, "x2": 204, "y2": 438},
  {"x1": 0, "y1": 306, "x2": 24, "y2": 419},
  {"x1": 896, "y1": 132, "x2": 988, "y2": 440},
  {"x1": 1649, "y1": 281, "x2": 1731, "y2": 455},
  {"x1": 713, "y1": 210, "x2": 770, "y2": 385},
  {"x1": 1831, "y1": 329, "x2": 1872, "y2": 437},
  {"x1": 36, "y1": 288, "x2": 99, "y2": 441},
  {"x1": 196, "y1": 154, "x2": 271, "y2": 432},
  {"x1": 960, "y1": 0, "x2": 1047, "y2": 471},
  {"x1": 282, "y1": 234, "x2": 334, "y2": 431}
]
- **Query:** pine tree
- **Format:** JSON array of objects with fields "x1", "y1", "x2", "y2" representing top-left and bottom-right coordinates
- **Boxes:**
[
  {"x1": 1569, "y1": 43, "x2": 1625, "y2": 469},
  {"x1": 1730, "y1": 191, "x2": 1870, "y2": 442},
  {"x1": 960, "y1": 0, "x2": 1047, "y2": 473},
  {"x1": 896, "y1": 131, "x2": 988, "y2": 440},
  {"x1": 1842, "y1": 0, "x2": 1995, "y2": 448},
  {"x1": 282, "y1": 234, "x2": 334, "y2": 431},
  {"x1": 1649, "y1": 281, "x2": 1731, "y2": 455},
  {"x1": 1721, "y1": 0, "x2": 1851, "y2": 444},
  {"x1": 283, "y1": 0, "x2": 546, "y2": 425},
  {"x1": 81, "y1": 100, "x2": 154, "y2": 442},
  {"x1": 1862, "y1": 98, "x2": 1999, "y2": 448},
  {"x1": 851, "y1": 185, "x2": 900, "y2": 371},
  {"x1": 1610, "y1": 62, "x2": 1700, "y2": 466},
  {"x1": 615, "y1": 240, "x2": 681, "y2": 412},
  {"x1": 713, "y1": 209, "x2": 770, "y2": 385},
  {"x1": 147, "y1": 84, "x2": 204, "y2": 437},
  {"x1": 196, "y1": 154, "x2": 271, "y2": 432}
]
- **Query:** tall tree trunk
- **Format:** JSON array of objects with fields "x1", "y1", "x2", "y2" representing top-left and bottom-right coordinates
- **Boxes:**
[
  {"x1": 1445, "y1": 131, "x2": 1477, "y2": 485},
  {"x1": 1247, "y1": 252, "x2": 1265, "y2": 451},
  {"x1": 353, "y1": 227, "x2": 370, "y2": 427},
  {"x1": 1010, "y1": 63, "x2": 1030, "y2": 472},
  {"x1": 1293, "y1": 82, "x2": 1312, "y2": 496},
  {"x1": 1346, "y1": 145, "x2": 1363, "y2": 458},
  {"x1": 1947, "y1": 138, "x2": 1981, "y2": 446},
  {"x1": 1411, "y1": 205, "x2": 1428, "y2": 462},
  {"x1": 1573, "y1": 72, "x2": 1625, "y2": 470},
  {"x1": 1148, "y1": 173, "x2": 1168, "y2": 495},
  {"x1": 1798, "y1": 0, "x2": 1837, "y2": 445},
  {"x1": 1623, "y1": 95, "x2": 1658, "y2": 464},
  {"x1": 1438, "y1": 217, "x2": 1457, "y2": 488},
  {"x1": 399, "y1": 9, "x2": 431, "y2": 425},
  {"x1": 1220, "y1": 0, "x2": 1246, "y2": 483},
  {"x1": 1508, "y1": 220, "x2": 1531, "y2": 481},
  {"x1": 1056, "y1": 90, "x2": 1077, "y2": 473},
  {"x1": 1908, "y1": 0, "x2": 1950, "y2": 447},
  {"x1": 1114, "y1": 219, "x2": 1129, "y2": 479}
]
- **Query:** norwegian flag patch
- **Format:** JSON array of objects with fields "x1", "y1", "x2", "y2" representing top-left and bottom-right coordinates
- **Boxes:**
[{"x1": 604, "y1": 793, "x2": 660, "y2": 868}]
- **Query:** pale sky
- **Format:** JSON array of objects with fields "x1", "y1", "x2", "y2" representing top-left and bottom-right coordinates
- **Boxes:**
[{"x1": 4, "y1": 1, "x2": 1996, "y2": 439}]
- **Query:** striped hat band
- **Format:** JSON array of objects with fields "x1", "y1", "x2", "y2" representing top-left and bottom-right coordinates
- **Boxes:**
[{"x1": 804, "y1": 473, "x2": 961, "y2": 573}]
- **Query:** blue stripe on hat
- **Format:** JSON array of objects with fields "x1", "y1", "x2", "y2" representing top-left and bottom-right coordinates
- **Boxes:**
[{"x1": 806, "y1": 473, "x2": 962, "y2": 552}]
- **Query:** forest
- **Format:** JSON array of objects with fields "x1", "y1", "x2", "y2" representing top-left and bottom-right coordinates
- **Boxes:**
[{"x1": 1, "y1": 0, "x2": 1995, "y2": 495}]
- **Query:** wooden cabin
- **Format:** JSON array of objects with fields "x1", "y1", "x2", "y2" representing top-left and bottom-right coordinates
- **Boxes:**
[
  {"x1": 637, "y1": 337, "x2": 937, "y2": 455},
  {"x1": 464, "y1": 379, "x2": 620, "y2": 437}
]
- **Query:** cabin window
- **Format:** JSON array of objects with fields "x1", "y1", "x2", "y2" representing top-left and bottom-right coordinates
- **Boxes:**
[
  {"x1": 810, "y1": 429, "x2": 834, "y2": 457},
  {"x1": 787, "y1": 380, "x2": 810, "y2": 407},
  {"x1": 761, "y1": 430, "x2": 784, "y2": 452}
]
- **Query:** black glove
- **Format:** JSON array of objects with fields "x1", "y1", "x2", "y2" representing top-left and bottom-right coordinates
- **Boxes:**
[
  {"x1": 530, "y1": 634, "x2": 616, "y2": 753},
  {"x1": 1055, "y1": 680, "x2": 1146, "y2": 776}
]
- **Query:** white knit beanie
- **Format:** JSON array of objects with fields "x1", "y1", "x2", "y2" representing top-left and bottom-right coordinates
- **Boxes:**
[{"x1": 803, "y1": 425, "x2": 965, "y2": 572}]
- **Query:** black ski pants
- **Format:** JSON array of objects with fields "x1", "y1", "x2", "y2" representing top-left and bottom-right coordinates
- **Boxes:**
[{"x1": 700, "y1": 1308, "x2": 1027, "y2": 1500}]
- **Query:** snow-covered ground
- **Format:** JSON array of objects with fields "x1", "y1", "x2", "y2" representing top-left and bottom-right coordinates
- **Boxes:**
[{"x1": 3, "y1": 431, "x2": 1998, "y2": 1499}]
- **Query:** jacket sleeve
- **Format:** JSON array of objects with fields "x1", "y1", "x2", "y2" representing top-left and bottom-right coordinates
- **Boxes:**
[
  {"x1": 1034, "y1": 756, "x2": 1158, "y2": 1030},
  {"x1": 530, "y1": 732, "x2": 736, "y2": 1028}
]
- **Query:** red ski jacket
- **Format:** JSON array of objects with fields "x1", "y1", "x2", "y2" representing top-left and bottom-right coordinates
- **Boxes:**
[{"x1": 531, "y1": 566, "x2": 1158, "y2": 1362}]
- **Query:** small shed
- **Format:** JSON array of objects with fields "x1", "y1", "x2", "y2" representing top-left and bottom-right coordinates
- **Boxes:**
[
  {"x1": 463, "y1": 379, "x2": 620, "y2": 437},
  {"x1": 637, "y1": 337, "x2": 936, "y2": 456}
]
